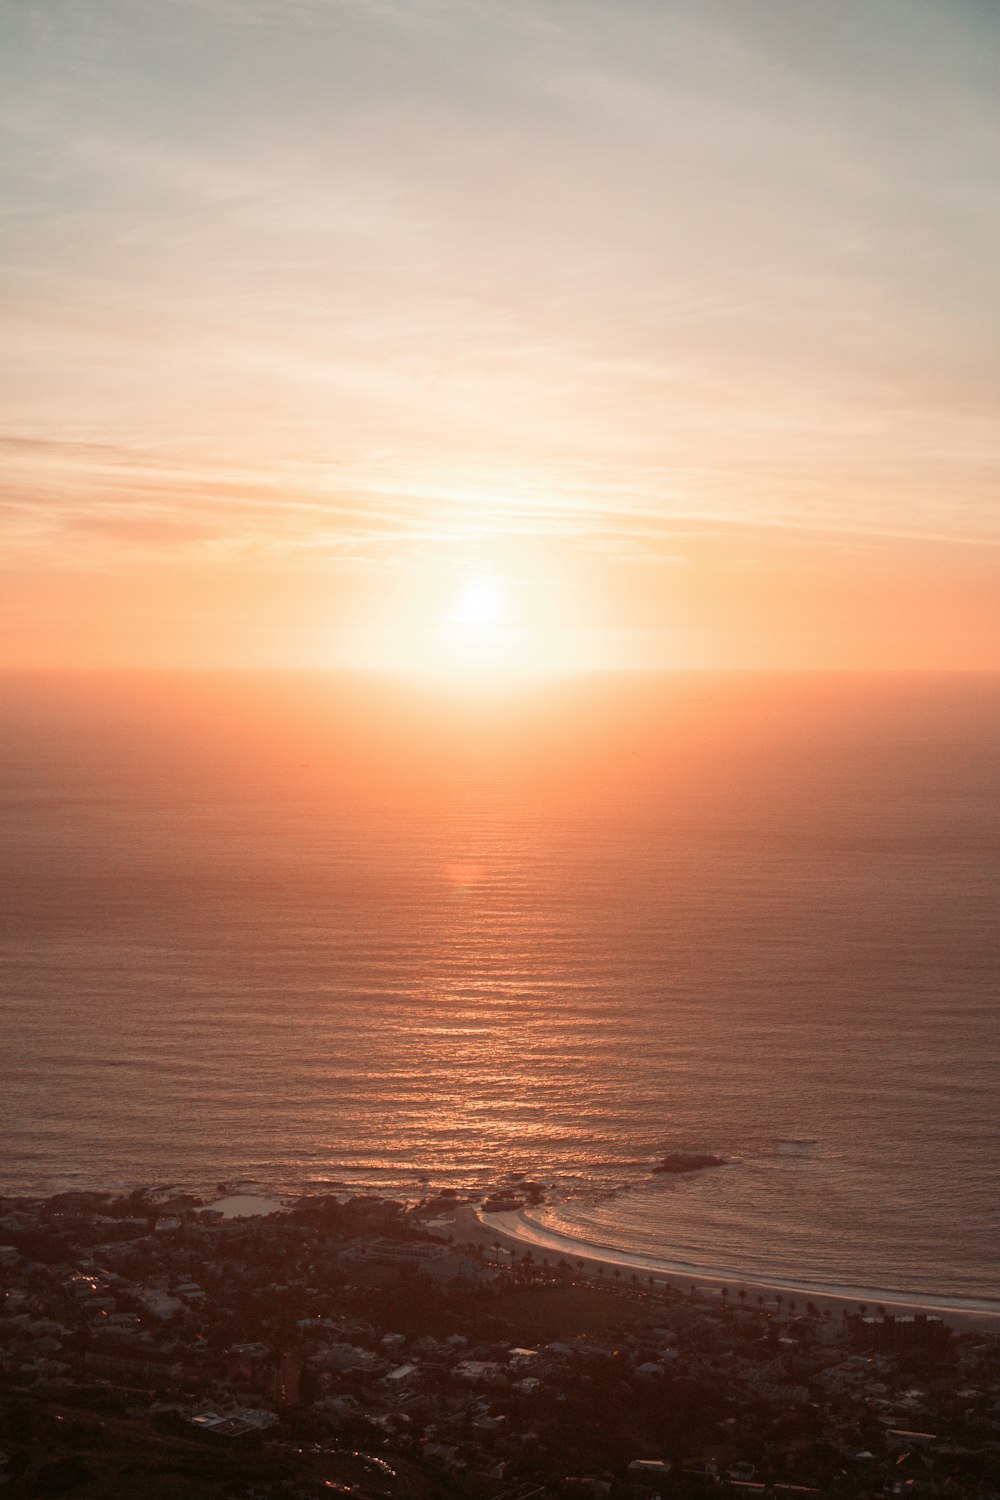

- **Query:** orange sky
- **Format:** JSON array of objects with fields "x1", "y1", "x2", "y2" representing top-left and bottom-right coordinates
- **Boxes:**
[{"x1": 2, "y1": 0, "x2": 999, "y2": 672}]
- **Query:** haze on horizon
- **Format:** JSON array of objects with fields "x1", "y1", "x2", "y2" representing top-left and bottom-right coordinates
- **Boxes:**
[{"x1": 2, "y1": 0, "x2": 999, "y2": 674}]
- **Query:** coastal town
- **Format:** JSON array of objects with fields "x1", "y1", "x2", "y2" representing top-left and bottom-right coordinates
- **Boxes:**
[{"x1": 1, "y1": 1187, "x2": 998, "y2": 1499}]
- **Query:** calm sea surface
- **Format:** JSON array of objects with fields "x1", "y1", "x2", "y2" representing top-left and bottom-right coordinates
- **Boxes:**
[{"x1": 2, "y1": 672, "x2": 998, "y2": 1308}]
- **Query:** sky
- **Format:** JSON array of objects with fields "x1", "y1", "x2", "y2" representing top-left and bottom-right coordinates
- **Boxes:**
[{"x1": 2, "y1": 0, "x2": 999, "y2": 672}]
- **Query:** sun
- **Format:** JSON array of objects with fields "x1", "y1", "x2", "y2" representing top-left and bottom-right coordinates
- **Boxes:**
[
  {"x1": 453, "y1": 575, "x2": 506, "y2": 627},
  {"x1": 438, "y1": 572, "x2": 520, "y2": 675},
  {"x1": 350, "y1": 554, "x2": 605, "y2": 681}
]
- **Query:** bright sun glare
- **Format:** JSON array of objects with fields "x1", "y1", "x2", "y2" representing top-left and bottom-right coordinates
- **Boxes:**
[
  {"x1": 452, "y1": 574, "x2": 506, "y2": 627},
  {"x1": 438, "y1": 572, "x2": 520, "y2": 675},
  {"x1": 361, "y1": 561, "x2": 605, "y2": 681}
]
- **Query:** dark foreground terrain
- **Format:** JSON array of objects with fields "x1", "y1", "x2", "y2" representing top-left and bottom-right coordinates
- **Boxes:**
[{"x1": 1, "y1": 1189, "x2": 998, "y2": 1498}]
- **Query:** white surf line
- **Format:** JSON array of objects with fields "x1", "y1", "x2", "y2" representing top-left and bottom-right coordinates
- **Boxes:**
[{"x1": 478, "y1": 1208, "x2": 1000, "y2": 1322}]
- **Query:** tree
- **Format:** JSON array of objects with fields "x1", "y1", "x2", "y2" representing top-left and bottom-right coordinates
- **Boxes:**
[{"x1": 31, "y1": 1458, "x2": 91, "y2": 1496}]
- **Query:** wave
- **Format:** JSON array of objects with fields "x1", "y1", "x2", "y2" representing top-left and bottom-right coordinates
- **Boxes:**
[
  {"x1": 775, "y1": 1138, "x2": 819, "y2": 1156},
  {"x1": 478, "y1": 1207, "x2": 1000, "y2": 1320}
]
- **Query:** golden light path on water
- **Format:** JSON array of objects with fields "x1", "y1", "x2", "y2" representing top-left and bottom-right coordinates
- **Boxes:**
[{"x1": 1, "y1": 671, "x2": 998, "y2": 1310}]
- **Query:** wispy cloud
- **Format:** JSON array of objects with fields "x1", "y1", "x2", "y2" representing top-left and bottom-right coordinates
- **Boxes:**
[{"x1": 2, "y1": 0, "x2": 999, "y2": 662}]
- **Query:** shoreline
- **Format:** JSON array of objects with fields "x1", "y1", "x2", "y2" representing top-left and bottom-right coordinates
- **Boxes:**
[
  {"x1": 7, "y1": 1178, "x2": 997, "y2": 1333},
  {"x1": 453, "y1": 1205, "x2": 1000, "y2": 1332}
]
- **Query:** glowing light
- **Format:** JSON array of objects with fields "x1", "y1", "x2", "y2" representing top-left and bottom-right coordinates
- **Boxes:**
[
  {"x1": 433, "y1": 571, "x2": 523, "y2": 677},
  {"x1": 348, "y1": 553, "x2": 614, "y2": 682},
  {"x1": 453, "y1": 574, "x2": 506, "y2": 626}
]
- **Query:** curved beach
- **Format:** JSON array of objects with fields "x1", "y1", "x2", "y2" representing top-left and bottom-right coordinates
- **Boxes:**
[{"x1": 468, "y1": 1206, "x2": 1000, "y2": 1329}]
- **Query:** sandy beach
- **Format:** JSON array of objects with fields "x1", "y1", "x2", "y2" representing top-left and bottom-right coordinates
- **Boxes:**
[
  {"x1": 444, "y1": 1204, "x2": 1000, "y2": 1333},
  {"x1": 202, "y1": 1193, "x2": 287, "y2": 1219}
]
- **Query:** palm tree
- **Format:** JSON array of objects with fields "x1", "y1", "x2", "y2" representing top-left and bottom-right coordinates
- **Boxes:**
[{"x1": 738, "y1": 1289, "x2": 747, "y2": 1311}]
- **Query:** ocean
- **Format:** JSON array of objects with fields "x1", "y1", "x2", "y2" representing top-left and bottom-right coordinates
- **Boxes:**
[{"x1": 2, "y1": 671, "x2": 998, "y2": 1310}]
